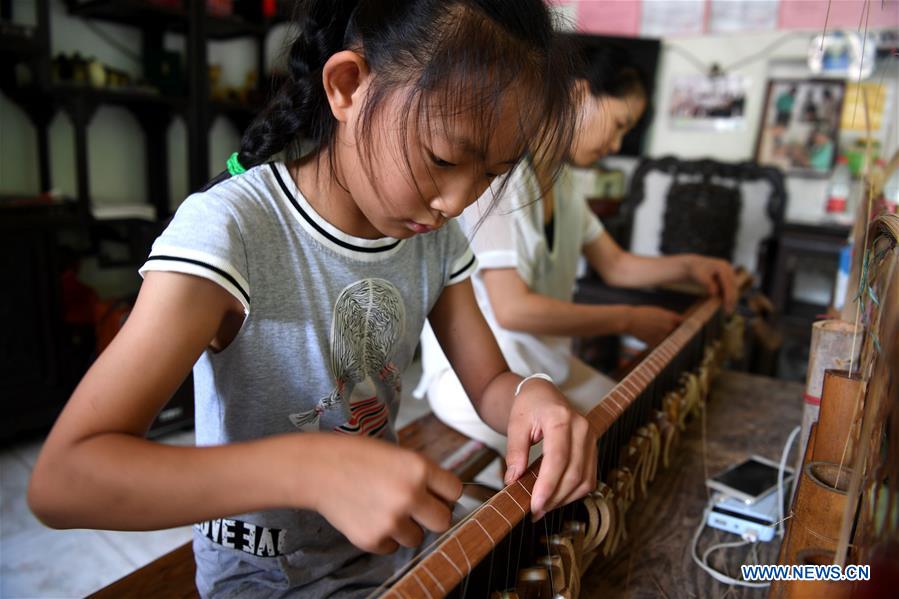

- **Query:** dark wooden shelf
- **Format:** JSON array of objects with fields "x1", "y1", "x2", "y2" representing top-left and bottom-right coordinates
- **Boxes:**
[
  {"x1": 0, "y1": 198, "x2": 85, "y2": 227},
  {"x1": 67, "y1": 0, "x2": 267, "y2": 39},
  {"x1": 210, "y1": 97, "x2": 258, "y2": 114},
  {"x1": 58, "y1": 84, "x2": 188, "y2": 109},
  {"x1": 3, "y1": 83, "x2": 187, "y2": 113},
  {"x1": 0, "y1": 22, "x2": 45, "y2": 58}
]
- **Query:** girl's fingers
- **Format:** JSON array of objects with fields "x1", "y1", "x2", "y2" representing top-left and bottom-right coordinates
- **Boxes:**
[
  {"x1": 392, "y1": 517, "x2": 426, "y2": 549},
  {"x1": 719, "y1": 268, "x2": 737, "y2": 312},
  {"x1": 570, "y1": 423, "x2": 599, "y2": 505},
  {"x1": 367, "y1": 537, "x2": 400, "y2": 555},
  {"x1": 504, "y1": 411, "x2": 533, "y2": 486},
  {"x1": 543, "y1": 419, "x2": 591, "y2": 512},
  {"x1": 426, "y1": 464, "x2": 463, "y2": 504},
  {"x1": 531, "y1": 414, "x2": 571, "y2": 519},
  {"x1": 411, "y1": 492, "x2": 455, "y2": 534}
]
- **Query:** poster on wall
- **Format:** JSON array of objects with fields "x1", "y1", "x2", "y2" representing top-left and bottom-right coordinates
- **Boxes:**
[
  {"x1": 669, "y1": 74, "x2": 749, "y2": 131},
  {"x1": 841, "y1": 82, "x2": 888, "y2": 132},
  {"x1": 756, "y1": 79, "x2": 846, "y2": 177},
  {"x1": 641, "y1": 0, "x2": 705, "y2": 37},
  {"x1": 709, "y1": 0, "x2": 779, "y2": 33}
]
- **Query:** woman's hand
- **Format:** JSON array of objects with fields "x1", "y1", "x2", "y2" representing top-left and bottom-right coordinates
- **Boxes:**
[
  {"x1": 684, "y1": 255, "x2": 737, "y2": 313},
  {"x1": 306, "y1": 434, "x2": 462, "y2": 555},
  {"x1": 624, "y1": 305, "x2": 683, "y2": 346},
  {"x1": 504, "y1": 379, "x2": 598, "y2": 521}
]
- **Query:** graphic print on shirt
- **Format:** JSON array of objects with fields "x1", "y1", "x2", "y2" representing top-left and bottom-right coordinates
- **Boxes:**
[{"x1": 289, "y1": 278, "x2": 405, "y2": 436}]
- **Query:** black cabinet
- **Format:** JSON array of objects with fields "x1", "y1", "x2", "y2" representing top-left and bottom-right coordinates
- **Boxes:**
[
  {"x1": 0, "y1": 0, "x2": 282, "y2": 439},
  {"x1": 0, "y1": 207, "x2": 91, "y2": 438}
]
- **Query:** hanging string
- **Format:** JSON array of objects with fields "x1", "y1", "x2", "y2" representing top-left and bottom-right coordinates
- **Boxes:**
[
  {"x1": 821, "y1": 0, "x2": 832, "y2": 51},
  {"x1": 850, "y1": 0, "x2": 872, "y2": 127}
]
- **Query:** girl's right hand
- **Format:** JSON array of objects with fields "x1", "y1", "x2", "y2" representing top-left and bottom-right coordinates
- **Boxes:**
[
  {"x1": 624, "y1": 305, "x2": 683, "y2": 346},
  {"x1": 304, "y1": 434, "x2": 462, "y2": 555}
]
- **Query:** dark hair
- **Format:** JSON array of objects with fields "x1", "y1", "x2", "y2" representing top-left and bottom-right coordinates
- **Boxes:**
[
  {"x1": 238, "y1": 0, "x2": 576, "y2": 195},
  {"x1": 573, "y1": 42, "x2": 647, "y2": 101}
]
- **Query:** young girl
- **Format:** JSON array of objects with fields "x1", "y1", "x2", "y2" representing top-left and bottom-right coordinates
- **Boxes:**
[
  {"x1": 27, "y1": 1, "x2": 598, "y2": 596},
  {"x1": 418, "y1": 42, "x2": 737, "y2": 459}
]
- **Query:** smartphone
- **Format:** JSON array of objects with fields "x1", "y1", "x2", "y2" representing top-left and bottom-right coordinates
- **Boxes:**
[{"x1": 705, "y1": 455, "x2": 793, "y2": 504}]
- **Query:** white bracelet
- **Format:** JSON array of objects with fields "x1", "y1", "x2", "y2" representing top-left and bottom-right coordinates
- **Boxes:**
[{"x1": 514, "y1": 373, "x2": 555, "y2": 396}]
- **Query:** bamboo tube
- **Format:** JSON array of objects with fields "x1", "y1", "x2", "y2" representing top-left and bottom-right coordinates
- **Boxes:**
[
  {"x1": 782, "y1": 462, "x2": 851, "y2": 565},
  {"x1": 777, "y1": 426, "x2": 817, "y2": 568},
  {"x1": 781, "y1": 549, "x2": 854, "y2": 599},
  {"x1": 812, "y1": 370, "x2": 865, "y2": 465},
  {"x1": 796, "y1": 320, "x2": 860, "y2": 478}
]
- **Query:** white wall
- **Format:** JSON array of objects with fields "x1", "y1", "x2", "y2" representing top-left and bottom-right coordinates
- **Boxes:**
[
  {"x1": 647, "y1": 32, "x2": 810, "y2": 161},
  {"x1": 644, "y1": 29, "x2": 899, "y2": 224}
]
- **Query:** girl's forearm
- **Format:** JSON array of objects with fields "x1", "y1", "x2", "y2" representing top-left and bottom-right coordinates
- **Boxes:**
[
  {"x1": 469, "y1": 371, "x2": 522, "y2": 434},
  {"x1": 29, "y1": 432, "x2": 315, "y2": 531},
  {"x1": 495, "y1": 293, "x2": 633, "y2": 338},
  {"x1": 602, "y1": 253, "x2": 692, "y2": 289}
]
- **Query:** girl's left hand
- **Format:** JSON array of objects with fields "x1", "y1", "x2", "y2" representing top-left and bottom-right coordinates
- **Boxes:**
[
  {"x1": 504, "y1": 378, "x2": 598, "y2": 521},
  {"x1": 685, "y1": 255, "x2": 737, "y2": 313}
]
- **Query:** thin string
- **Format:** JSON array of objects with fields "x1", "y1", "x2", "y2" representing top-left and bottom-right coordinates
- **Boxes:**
[
  {"x1": 543, "y1": 515, "x2": 556, "y2": 597},
  {"x1": 412, "y1": 573, "x2": 434, "y2": 599},
  {"x1": 701, "y1": 393, "x2": 711, "y2": 501},
  {"x1": 841, "y1": 243, "x2": 898, "y2": 483},
  {"x1": 770, "y1": 511, "x2": 795, "y2": 530},
  {"x1": 364, "y1": 492, "x2": 496, "y2": 598},
  {"x1": 376, "y1": 296, "x2": 728, "y2": 597},
  {"x1": 513, "y1": 507, "x2": 526, "y2": 592},
  {"x1": 436, "y1": 549, "x2": 464, "y2": 579},
  {"x1": 422, "y1": 566, "x2": 446, "y2": 596},
  {"x1": 850, "y1": 0, "x2": 872, "y2": 160},
  {"x1": 453, "y1": 537, "x2": 471, "y2": 599},
  {"x1": 846, "y1": 0, "x2": 879, "y2": 375}
]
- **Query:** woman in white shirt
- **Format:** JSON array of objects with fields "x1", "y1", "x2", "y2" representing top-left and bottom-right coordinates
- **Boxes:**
[{"x1": 418, "y1": 43, "x2": 736, "y2": 466}]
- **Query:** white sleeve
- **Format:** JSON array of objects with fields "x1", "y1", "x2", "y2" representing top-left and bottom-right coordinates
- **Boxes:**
[
  {"x1": 580, "y1": 197, "x2": 605, "y2": 247},
  {"x1": 460, "y1": 162, "x2": 537, "y2": 283},
  {"x1": 139, "y1": 190, "x2": 251, "y2": 313}
]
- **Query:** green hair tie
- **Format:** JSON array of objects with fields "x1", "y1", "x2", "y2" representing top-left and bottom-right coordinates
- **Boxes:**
[{"x1": 227, "y1": 152, "x2": 246, "y2": 176}]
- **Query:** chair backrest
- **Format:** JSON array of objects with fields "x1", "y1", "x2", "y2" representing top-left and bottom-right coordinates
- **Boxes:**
[
  {"x1": 661, "y1": 178, "x2": 742, "y2": 260},
  {"x1": 619, "y1": 156, "x2": 786, "y2": 292}
]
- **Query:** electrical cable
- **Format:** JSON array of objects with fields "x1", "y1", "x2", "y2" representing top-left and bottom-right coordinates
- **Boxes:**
[
  {"x1": 666, "y1": 32, "x2": 806, "y2": 77},
  {"x1": 777, "y1": 426, "x2": 801, "y2": 537},
  {"x1": 690, "y1": 424, "x2": 802, "y2": 588},
  {"x1": 690, "y1": 499, "x2": 769, "y2": 588},
  {"x1": 723, "y1": 34, "x2": 804, "y2": 72}
]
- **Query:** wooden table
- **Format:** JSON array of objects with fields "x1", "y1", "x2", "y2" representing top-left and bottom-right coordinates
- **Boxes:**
[{"x1": 581, "y1": 370, "x2": 805, "y2": 598}]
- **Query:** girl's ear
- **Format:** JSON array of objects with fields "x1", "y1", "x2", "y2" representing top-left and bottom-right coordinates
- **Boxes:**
[{"x1": 322, "y1": 50, "x2": 370, "y2": 123}]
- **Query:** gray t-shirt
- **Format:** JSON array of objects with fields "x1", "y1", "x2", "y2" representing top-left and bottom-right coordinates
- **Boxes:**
[{"x1": 140, "y1": 162, "x2": 476, "y2": 597}]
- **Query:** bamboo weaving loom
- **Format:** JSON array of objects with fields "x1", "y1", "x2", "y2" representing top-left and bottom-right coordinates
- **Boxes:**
[
  {"x1": 770, "y1": 214, "x2": 898, "y2": 598},
  {"x1": 377, "y1": 270, "x2": 752, "y2": 598}
]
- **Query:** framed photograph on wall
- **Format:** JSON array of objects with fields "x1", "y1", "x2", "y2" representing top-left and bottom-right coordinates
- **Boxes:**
[{"x1": 755, "y1": 79, "x2": 845, "y2": 177}]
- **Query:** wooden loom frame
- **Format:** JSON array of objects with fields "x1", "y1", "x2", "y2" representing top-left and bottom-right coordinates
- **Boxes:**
[{"x1": 381, "y1": 271, "x2": 751, "y2": 598}]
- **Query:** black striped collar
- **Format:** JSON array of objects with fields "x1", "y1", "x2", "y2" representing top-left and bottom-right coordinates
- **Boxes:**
[{"x1": 270, "y1": 163, "x2": 406, "y2": 260}]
